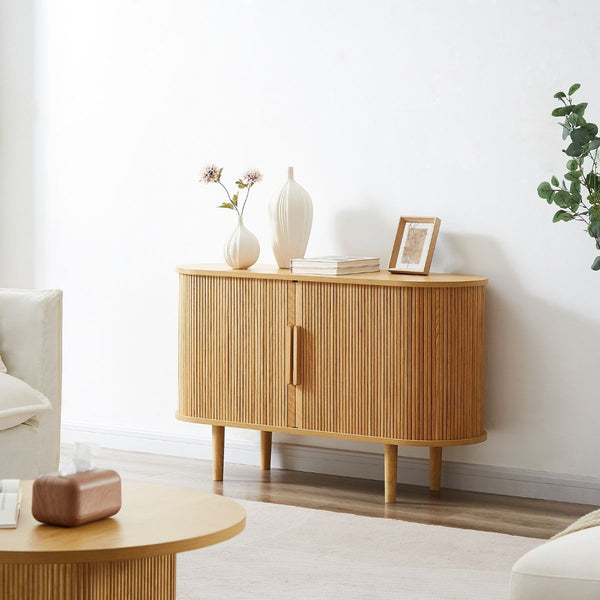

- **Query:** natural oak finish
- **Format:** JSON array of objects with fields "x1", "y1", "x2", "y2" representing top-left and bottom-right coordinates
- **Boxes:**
[
  {"x1": 429, "y1": 447, "x2": 443, "y2": 492},
  {"x1": 212, "y1": 425, "x2": 225, "y2": 481},
  {"x1": 0, "y1": 555, "x2": 176, "y2": 600},
  {"x1": 177, "y1": 264, "x2": 488, "y2": 288},
  {"x1": 0, "y1": 481, "x2": 245, "y2": 599},
  {"x1": 177, "y1": 265, "x2": 488, "y2": 501},
  {"x1": 260, "y1": 431, "x2": 272, "y2": 470},
  {"x1": 384, "y1": 445, "x2": 398, "y2": 503}
]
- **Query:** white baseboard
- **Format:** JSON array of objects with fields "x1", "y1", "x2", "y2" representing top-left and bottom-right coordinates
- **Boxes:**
[{"x1": 61, "y1": 422, "x2": 600, "y2": 505}]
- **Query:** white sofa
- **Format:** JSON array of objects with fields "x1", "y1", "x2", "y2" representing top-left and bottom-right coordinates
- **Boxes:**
[
  {"x1": 0, "y1": 289, "x2": 62, "y2": 478},
  {"x1": 510, "y1": 526, "x2": 600, "y2": 598}
]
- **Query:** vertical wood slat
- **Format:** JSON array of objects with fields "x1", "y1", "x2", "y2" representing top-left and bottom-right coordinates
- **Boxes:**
[
  {"x1": 178, "y1": 273, "x2": 485, "y2": 443},
  {"x1": 0, "y1": 555, "x2": 176, "y2": 600},
  {"x1": 297, "y1": 282, "x2": 485, "y2": 440},
  {"x1": 178, "y1": 275, "x2": 288, "y2": 427}
]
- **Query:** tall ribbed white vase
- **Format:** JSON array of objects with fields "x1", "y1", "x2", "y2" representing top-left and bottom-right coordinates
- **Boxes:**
[
  {"x1": 224, "y1": 215, "x2": 260, "y2": 270},
  {"x1": 270, "y1": 167, "x2": 313, "y2": 268}
]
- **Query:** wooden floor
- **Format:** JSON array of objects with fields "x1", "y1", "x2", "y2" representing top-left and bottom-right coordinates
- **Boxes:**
[{"x1": 82, "y1": 447, "x2": 595, "y2": 540}]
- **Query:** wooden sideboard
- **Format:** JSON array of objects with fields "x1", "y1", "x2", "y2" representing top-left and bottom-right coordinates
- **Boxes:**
[{"x1": 177, "y1": 264, "x2": 487, "y2": 502}]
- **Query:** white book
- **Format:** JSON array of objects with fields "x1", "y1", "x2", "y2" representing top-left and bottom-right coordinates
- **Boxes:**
[
  {"x1": 291, "y1": 265, "x2": 381, "y2": 276},
  {"x1": 291, "y1": 256, "x2": 379, "y2": 268},
  {"x1": 0, "y1": 479, "x2": 21, "y2": 529}
]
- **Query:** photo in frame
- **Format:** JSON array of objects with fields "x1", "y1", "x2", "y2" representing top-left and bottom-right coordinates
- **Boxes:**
[{"x1": 388, "y1": 217, "x2": 441, "y2": 275}]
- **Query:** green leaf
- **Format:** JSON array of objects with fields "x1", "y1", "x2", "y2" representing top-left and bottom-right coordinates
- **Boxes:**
[
  {"x1": 592, "y1": 256, "x2": 600, "y2": 270},
  {"x1": 575, "y1": 102, "x2": 588, "y2": 115},
  {"x1": 561, "y1": 120, "x2": 571, "y2": 141},
  {"x1": 570, "y1": 180, "x2": 581, "y2": 194},
  {"x1": 564, "y1": 172, "x2": 579, "y2": 181},
  {"x1": 553, "y1": 210, "x2": 575, "y2": 222},
  {"x1": 552, "y1": 106, "x2": 573, "y2": 117},
  {"x1": 589, "y1": 205, "x2": 600, "y2": 222},
  {"x1": 568, "y1": 83, "x2": 581, "y2": 95},
  {"x1": 571, "y1": 127, "x2": 591, "y2": 145},
  {"x1": 588, "y1": 221, "x2": 600, "y2": 238},
  {"x1": 217, "y1": 168, "x2": 223, "y2": 182},
  {"x1": 585, "y1": 123, "x2": 598, "y2": 137},
  {"x1": 567, "y1": 159, "x2": 579, "y2": 171},
  {"x1": 585, "y1": 172, "x2": 600, "y2": 190},
  {"x1": 537, "y1": 181, "x2": 553, "y2": 199},
  {"x1": 218, "y1": 202, "x2": 235, "y2": 210},
  {"x1": 232, "y1": 193, "x2": 238, "y2": 206},
  {"x1": 590, "y1": 139, "x2": 600, "y2": 150},
  {"x1": 551, "y1": 175, "x2": 559, "y2": 186},
  {"x1": 554, "y1": 91, "x2": 566, "y2": 99},
  {"x1": 553, "y1": 190, "x2": 572, "y2": 208},
  {"x1": 565, "y1": 142, "x2": 584, "y2": 156}
]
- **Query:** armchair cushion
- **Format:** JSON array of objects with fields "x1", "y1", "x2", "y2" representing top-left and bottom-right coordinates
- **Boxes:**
[{"x1": 0, "y1": 372, "x2": 51, "y2": 431}]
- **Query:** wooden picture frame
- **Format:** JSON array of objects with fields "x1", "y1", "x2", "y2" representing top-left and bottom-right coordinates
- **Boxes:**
[{"x1": 388, "y1": 217, "x2": 441, "y2": 275}]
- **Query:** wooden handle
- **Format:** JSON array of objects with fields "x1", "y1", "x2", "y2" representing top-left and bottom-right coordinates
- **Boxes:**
[
  {"x1": 292, "y1": 326, "x2": 299, "y2": 386},
  {"x1": 285, "y1": 326, "x2": 293, "y2": 384}
]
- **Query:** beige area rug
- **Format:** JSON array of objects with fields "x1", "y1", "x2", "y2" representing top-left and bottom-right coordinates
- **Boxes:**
[{"x1": 177, "y1": 500, "x2": 542, "y2": 600}]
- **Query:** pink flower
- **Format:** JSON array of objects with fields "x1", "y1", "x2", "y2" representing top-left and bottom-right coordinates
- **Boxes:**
[
  {"x1": 200, "y1": 164, "x2": 221, "y2": 184},
  {"x1": 242, "y1": 169, "x2": 263, "y2": 185}
]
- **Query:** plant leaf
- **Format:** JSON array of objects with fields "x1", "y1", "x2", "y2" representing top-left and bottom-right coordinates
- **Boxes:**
[
  {"x1": 566, "y1": 159, "x2": 579, "y2": 171},
  {"x1": 554, "y1": 91, "x2": 566, "y2": 99},
  {"x1": 537, "y1": 181, "x2": 553, "y2": 199},
  {"x1": 218, "y1": 202, "x2": 235, "y2": 210},
  {"x1": 552, "y1": 106, "x2": 572, "y2": 117},
  {"x1": 553, "y1": 190, "x2": 572, "y2": 208},
  {"x1": 568, "y1": 83, "x2": 581, "y2": 95},
  {"x1": 553, "y1": 210, "x2": 574, "y2": 223},
  {"x1": 565, "y1": 142, "x2": 583, "y2": 157},
  {"x1": 551, "y1": 175, "x2": 559, "y2": 186},
  {"x1": 592, "y1": 256, "x2": 600, "y2": 270}
]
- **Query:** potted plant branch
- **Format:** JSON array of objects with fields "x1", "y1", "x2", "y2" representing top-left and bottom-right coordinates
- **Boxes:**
[{"x1": 537, "y1": 83, "x2": 600, "y2": 270}]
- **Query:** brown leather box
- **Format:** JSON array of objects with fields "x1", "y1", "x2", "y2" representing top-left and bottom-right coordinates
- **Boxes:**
[{"x1": 32, "y1": 469, "x2": 122, "y2": 527}]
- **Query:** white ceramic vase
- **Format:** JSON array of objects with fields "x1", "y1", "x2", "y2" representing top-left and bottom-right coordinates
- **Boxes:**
[
  {"x1": 269, "y1": 167, "x2": 313, "y2": 268},
  {"x1": 224, "y1": 215, "x2": 260, "y2": 270}
]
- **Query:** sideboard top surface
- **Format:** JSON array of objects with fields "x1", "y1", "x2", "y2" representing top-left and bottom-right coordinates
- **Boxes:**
[{"x1": 177, "y1": 264, "x2": 488, "y2": 288}]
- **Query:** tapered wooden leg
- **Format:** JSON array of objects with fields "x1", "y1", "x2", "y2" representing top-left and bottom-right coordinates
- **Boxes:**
[
  {"x1": 429, "y1": 446, "x2": 442, "y2": 492},
  {"x1": 260, "y1": 431, "x2": 272, "y2": 470},
  {"x1": 212, "y1": 425, "x2": 225, "y2": 481},
  {"x1": 384, "y1": 444, "x2": 398, "y2": 503}
]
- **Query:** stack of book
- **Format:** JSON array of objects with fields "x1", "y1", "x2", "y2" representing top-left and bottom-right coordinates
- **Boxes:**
[
  {"x1": 0, "y1": 479, "x2": 22, "y2": 529},
  {"x1": 290, "y1": 256, "x2": 380, "y2": 276}
]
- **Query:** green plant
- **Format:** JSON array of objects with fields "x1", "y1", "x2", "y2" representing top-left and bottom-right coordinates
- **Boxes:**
[{"x1": 537, "y1": 83, "x2": 600, "y2": 270}]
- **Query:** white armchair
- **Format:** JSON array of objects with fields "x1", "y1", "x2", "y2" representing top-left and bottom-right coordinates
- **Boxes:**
[{"x1": 0, "y1": 289, "x2": 62, "y2": 478}]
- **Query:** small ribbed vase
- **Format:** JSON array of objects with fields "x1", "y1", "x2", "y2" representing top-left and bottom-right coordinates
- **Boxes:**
[
  {"x1": 269, "y1": 167, "x2": 313, "y2": 268},
  {"x1": 224, "y1": 215, "x2": 260, "y2": 270}
]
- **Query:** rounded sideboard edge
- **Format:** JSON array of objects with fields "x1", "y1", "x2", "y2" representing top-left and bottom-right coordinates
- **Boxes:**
[{"x1": 176, "y1": 264, "x2": 488, "y2": 288}]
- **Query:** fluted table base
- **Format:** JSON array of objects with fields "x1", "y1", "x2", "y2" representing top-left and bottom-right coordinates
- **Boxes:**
[{"x1": 0, "y1": 554, "x2": 176, "y2": 600}]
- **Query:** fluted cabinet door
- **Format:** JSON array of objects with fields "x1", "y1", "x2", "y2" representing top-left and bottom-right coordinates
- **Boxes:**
[
  {"x1": 295, "y1": 281, "x2": 485, "y2": 441},
  {"x1": 178, "y1": 275, "x2": 289, "y2": 427}
]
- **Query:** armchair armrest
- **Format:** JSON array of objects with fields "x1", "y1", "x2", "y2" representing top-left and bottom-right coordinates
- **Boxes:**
[{"x1": 0, "y1": 289, "x2": 62, "y2": 473}]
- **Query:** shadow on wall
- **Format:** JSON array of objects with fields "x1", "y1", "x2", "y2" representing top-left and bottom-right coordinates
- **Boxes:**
[
  {"x1": 436, "y1": 233, "x2": 600, "y2": 471},
  {"x1": 282, "y1": 223, "x2": 600, "y2": 474}
]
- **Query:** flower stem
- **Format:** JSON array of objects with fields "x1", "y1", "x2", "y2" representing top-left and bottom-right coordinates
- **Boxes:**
[{"x1": 218, "y1": 180, "x2": 240, "y2": 215}]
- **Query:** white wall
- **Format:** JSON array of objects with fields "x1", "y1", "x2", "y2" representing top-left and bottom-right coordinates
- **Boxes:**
[
  {"x1": 0, "y1": 0, "x2": 35, "y2": 287},
  {"x1": 26, "y1": 1, "x2": 600, "y2": 486}
]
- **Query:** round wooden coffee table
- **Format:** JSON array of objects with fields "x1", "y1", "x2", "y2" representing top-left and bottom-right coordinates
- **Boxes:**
[{"x1": 0, "y1": 481, "x2": 245, "y2": 599}]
